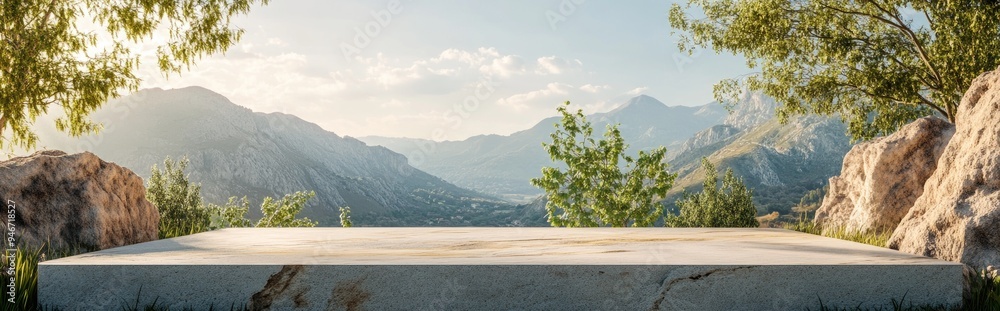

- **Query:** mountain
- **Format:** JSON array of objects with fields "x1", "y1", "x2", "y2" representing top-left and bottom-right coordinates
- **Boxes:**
[
  {"x1": 665, "y1": 92, "x2": 853, "y2": 214},
  {"x1": 360, "y1": 95, "x2": 728, "y2": 202},
  {"x1": 27, "y1": 87, "x2": 528, "y2": 226}
]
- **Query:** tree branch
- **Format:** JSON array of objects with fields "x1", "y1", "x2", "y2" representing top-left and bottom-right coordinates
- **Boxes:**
[
  {"x1": 819, "y1": 1, "x2": 943, "y2": 90},
  {"x1": 862, "y1": 0, "x2": 943, "y2": 89},
  {"x1": 831, "y1": 79, "x2": 948, "y2": 117},
  {"x1": 40, "y1": 0, "x2": 59, "y2": 27},
  {"x1": 922, "y1": 9, "x2": 935, "y2": 31},
  {"x1": 0, "y1": 114, "x2": 7, "y2": 141}
]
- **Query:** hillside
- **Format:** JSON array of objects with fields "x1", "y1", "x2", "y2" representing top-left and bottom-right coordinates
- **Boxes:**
[
  {"x1": 26, "y1": 87, "x2": 530, "y2": 226},
  {"x1": 665, "y1": 93, "x2": 853, "y2": 214},
  {"x1": 361, "y1": 95, "x2": 728, "y2": 202}
]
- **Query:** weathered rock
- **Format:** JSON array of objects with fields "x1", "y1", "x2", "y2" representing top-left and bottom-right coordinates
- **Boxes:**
[
  {"x1": 889, "y1": 69, "x2": 1000, "y2": 269},
  {"x1": 815, "y1": 117, "x2": 954, "y2": 233},
  {"x1": 0, "y1": 150, "x2": 158, "y2": 251}
]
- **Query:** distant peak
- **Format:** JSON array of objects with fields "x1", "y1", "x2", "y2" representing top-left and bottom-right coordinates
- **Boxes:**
[
  {"x1": 627, "y1": 94, "x2": 658, "y2": 102},
  {"x1": 609, "y1": 95, "x2": 666, "y2": 114},
  {"x1": 171, "y1": 85, "x2": 221, "y2": 95}
]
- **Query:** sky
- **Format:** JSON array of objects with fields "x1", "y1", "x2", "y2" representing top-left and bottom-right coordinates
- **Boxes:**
[{"x1": 135, "y1": 0, "x2": 754, "y2": 141}]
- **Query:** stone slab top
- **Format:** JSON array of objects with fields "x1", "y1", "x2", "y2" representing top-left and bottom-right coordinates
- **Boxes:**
[{"x1": 42, "y1": 228, "x2": 960, "y2": 266}]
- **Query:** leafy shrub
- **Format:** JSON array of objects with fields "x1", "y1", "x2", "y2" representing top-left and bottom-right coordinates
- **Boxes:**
[
  {"x1": 208, "y1": 192, "x2": 318, "y2": 228},
  {"x1": 667, "y1": 158, "x2": 758, "y2": 228},
  {"x1": 531, "y1": 102, "x2": 676, "y2": 227},
  {"x1": 146, "y1": 157, "x2": 211, "y2": 238},
  {"x1": 339, "y1": 206, "x2": 353, "y2": 228}
]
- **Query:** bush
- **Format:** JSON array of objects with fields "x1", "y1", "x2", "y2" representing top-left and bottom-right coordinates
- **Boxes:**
[
  {"x1": 149, "y1": 157, "x2": 317, "y2": 236},
  {"x1": 208, "y1": 191, "x2": 318, "y2": 228},
  {"x1": 667, "y1": 158, "x2": 758, "y2": 228},
  {"x1": 531, "y1": 102, "x2": 676, "y2": 227},
  {"x1": 339, "y1": 206, "x2": 353, "y2": 228},
  {"x1": 146, "y1": 157, "x2": 211, "y2": 238}
]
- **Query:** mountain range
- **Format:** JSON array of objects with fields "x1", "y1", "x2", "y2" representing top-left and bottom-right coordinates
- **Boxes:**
[
  {"x1": 24, "y1": 87, "x2": 530, "y2": 226},
  {"x1": 21, "y1": 87, "x2": 855, "y2": 226},
  {"x1": 663, "y1": 92, "x2": 853, "y2": 214},
  {"x1": 363, "y1": 92, "x2": 854, "y2": 215},
  {"x1": 360, "y1": 95, "x2": 730, "y2": 202}
]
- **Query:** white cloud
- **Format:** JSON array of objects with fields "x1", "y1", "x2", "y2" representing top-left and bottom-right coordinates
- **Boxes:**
[
  {"x1": 579, "y1": 84, "x2": 610, "y2": 93},
  {"x1": 536, "y1": 56, "x2": 583, "y2": 75},
  {"x1": 141, "y1": 51, "x2": 347, "y2": 113},
  {"x1": 137, "y1": 43, "x2": 628, "y2": 140},
  {"x1": 625, "y1": 86, "x2": 649, "y2": 96},
  {"x1": 266, "y1": 37, "x2": 287, "y2": 46},
  {"x1": 498, "y1": 82, "x2": 574, "y2": 111},
  {"x1": 479, "y1": 55, "x2": 526, "y2": 78}
]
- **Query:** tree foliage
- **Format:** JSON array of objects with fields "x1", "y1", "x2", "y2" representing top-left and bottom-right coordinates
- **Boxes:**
[
  {"x1": 792, "y1": 184, "x2": 828, "y2": 218},
  {"x1": 339, "y1": 206, "x2": 353, "y2": 228},
  {"x1": 0, "y1": 0, "x2": 270, "y2": 151},
  {"x1": 149, "y1": 157, "x2": 316, "y2": 237},
  {"x1": 669, "y1": 1, "x2": 1000, "y2": 140},
  {"x1": 211, "y1": 191, "x2": 319, "y2": 228},
  {"x1": 531, "y1": 102, "x2": 677, "y2": 227},
  {"x1": 667, "y1": 158, "x2": 758, "y2": 228},
  {"x1": 207, "y1": 197, "x2": 253, "y2": 230},
  {"x1": 146, "y1": 157, "x2": 210, "y2": 238}
]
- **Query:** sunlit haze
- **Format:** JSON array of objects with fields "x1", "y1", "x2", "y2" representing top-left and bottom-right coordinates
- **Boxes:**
[{"x1": 134, "y1": 0, "x2": 752, "y2": 141}]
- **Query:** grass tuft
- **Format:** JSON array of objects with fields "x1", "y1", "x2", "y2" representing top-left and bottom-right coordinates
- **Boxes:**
[{"x1": 784, "y1": 219, "x2": 891, "y2": 247}]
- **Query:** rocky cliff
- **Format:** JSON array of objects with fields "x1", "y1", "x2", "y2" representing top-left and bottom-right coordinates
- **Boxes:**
[
  {"x1": 890, "y1": 69, "x2": 1000, "y2": 268},
  {"x1": 814, "y1": 117, "x2": 954, "y2": 233}
]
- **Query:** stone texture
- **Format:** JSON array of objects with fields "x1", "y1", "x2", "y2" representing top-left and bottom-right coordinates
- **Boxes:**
[
  {"x1": 815, "y1": 117, "x2": 954, "y2": 233},
  {"x1": 40, "y1": 228, "x2": 962, "y2": 310},
  {"x1": 0, "y1": 150, "x2": 158, "y2": 251},
  {"x1": 889, "y1": 69, "x2": 1000, "y2": 269}
]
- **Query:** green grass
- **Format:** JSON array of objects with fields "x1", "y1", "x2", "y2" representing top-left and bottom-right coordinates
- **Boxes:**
[
  {"x1": 1, "y1": 247, "x2": 41, "y2": 311},
  {"x1": 0, "y1": 246, "x2": 90, "y2": 311},
  {"x1": 784, "y1": 219, "x2": 892, "y2": 247}
]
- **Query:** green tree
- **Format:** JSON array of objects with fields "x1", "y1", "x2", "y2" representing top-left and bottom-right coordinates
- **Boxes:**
[
  {"x1": 792, "y1": 185, "x2": 828, "y2": 219},
  {"x1": 256, "y1": 191, "x2": 317, "y2": 227},
  {"x1": 146, "y1": 157, "x2": 210, "y2": 238},
  {"x1": 0, "y1": 0, "x2": 271, "y2": 151},
  {"x1": 667, "y1": 158, "x2": 758, "y2": 228},
  {"x1": 339, "y1": 206, "x2": 353, "y2": 228},
  {"x1": 530, "y1": 102, "x2": 677, "y2": 227},
  {"x1": 210, "y1": 191, "x2": 318, "y2": 228},
  {"x1": 208, "y1": 197, "x2": 253, "y2": 230},
  {"x1": 669, "y1": 1, "x2": 1000, "y2": 140}
]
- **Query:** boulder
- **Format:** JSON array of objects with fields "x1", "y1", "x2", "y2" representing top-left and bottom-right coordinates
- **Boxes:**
[
  {"x1": 814, "y1": 117, "x2": 954, "y2": 233},
  {"x1": 0, "y1": 150, "x2": 158, "y2": 251},
  {"x1": 889, "y1": 69, "x2": 1000, "y2": 269}
]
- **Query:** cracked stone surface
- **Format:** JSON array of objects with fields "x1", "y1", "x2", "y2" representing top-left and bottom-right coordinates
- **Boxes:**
[{"x1": 39, "y1": 228, "x2": 962, "y2": 310}]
